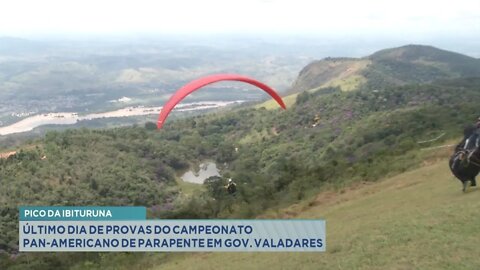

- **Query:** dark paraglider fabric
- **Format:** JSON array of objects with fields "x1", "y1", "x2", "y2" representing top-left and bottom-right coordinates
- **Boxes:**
[{"x1": 157, "y1": 74, "x2": 287, "y2": 129}]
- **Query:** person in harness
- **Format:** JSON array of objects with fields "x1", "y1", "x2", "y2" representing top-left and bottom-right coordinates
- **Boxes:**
[
  {"x1": 452, "y1": 117, "x2": 480, "y2": 182},
  {"x1": 454, "y1": 117, "x2": 480, "y2": 153},
  {"x1": 463, "y1": 117, "x2": 480, "y2": 150},
  {"x1": 450, "y1": 117, "x2": 480, "y2": 191},
  {"x1": 461, "y1": 117, "x2": 480, "y2": 164},
  {"x1": 225, "y1": 178, "x2": 237, "y2": 195},
  {"x1": 455, "y1": 117, "x2": 477, "y2": 150}
]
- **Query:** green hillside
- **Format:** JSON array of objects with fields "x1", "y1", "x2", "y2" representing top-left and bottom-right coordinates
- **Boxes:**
[
  {"x1": 291, "y1": 58, "x2": 371, "y2": 93},
  {"x1": 2, "y1": 76, "x2": 480, "y2": 269},
  {"x1": 364, "y1": 45, "x2": 480, "y2": 89},
  {"x1": 21, "y1": 147, "x2": 476, "y2": 270},
  {"x1": 148, "y1": 156, "x2": 480, "y2": 270},
  {"x1": 289, "y1": 45, "x2": 480, "y2": 94},
  {"x1": 1, "y1": 45, "x2": 480, "y2": 269}
]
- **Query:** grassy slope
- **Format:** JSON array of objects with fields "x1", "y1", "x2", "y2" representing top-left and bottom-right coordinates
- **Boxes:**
[
  {"x1": 256, "y1": 93, "x2": 297, "y2": 110},
  {"x1": 149, "y1": 150, "x2": 480, "y2": 270}
]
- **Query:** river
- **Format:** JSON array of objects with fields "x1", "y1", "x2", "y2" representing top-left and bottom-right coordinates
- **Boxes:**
[{"x1": 0, "y1": 101, "x2": 243, "y2": 136}]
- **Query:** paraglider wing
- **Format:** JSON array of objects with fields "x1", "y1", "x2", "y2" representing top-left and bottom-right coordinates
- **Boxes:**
[{"x1": 157, "y1": 74, "x2": 286, "y2": 129}]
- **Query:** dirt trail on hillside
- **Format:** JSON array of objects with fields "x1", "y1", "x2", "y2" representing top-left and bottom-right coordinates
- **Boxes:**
[{"x1": 0, "y1": 151, "x2": 16, "y2": 159}]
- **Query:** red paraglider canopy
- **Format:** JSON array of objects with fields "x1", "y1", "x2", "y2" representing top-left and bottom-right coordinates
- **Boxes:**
[{"x1": 157, "y1": 74, "x2": 286, "y2": 129}]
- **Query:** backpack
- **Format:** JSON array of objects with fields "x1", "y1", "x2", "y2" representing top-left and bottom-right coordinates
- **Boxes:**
[{"x1": 227, "y1": 183, "x2": 237, "y2": 194}]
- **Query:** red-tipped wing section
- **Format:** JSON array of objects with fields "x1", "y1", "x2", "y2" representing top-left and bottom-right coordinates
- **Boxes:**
[{"x1": 157, "y1": 74, "x2": 286, "y2": 129}]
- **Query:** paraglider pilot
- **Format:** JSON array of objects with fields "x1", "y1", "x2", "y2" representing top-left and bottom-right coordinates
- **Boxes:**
[
  {"x1": 450, "y1": 116, "x2": 480, "y2": 191},
  {"x1": 226, "y1": 178, "x2": 237, "y2": 195},
  {"x1": 455, "y1": 116, "x2": 480, "y2": 152}
]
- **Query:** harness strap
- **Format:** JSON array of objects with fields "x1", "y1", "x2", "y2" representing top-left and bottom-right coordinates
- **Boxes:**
[{"x1": 467, "y1": 150, "x2": 480, "y2": 168}]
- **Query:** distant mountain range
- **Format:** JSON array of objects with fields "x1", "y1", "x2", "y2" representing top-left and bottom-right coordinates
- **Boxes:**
[{"x1": 0, "y1": 37, "x2": 49, "y2": 54}]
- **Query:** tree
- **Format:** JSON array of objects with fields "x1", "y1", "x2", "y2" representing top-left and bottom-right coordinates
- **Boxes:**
[{"x1": 144, "y1": 122, "x2": 157, "y2": 130}]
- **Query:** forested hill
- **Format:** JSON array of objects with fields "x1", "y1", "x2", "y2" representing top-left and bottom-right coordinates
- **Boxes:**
[
  {"x1": 2, "y1": 76, "x2": 480, "y2": 268},
  {"x1": 2, "y1": 43, "x2": 480, "y2": 268},
  {"x1": 291, "y1": 45, "x2": 480, "y2": 93}
]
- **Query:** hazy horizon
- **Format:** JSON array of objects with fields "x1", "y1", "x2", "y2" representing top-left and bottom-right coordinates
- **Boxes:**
[
  {"x1": 1, "y1": 0, "x2": 479, "y2": 58},
  {"x1": 2, "y1": 33, "x2": 479, "y2": 59}
]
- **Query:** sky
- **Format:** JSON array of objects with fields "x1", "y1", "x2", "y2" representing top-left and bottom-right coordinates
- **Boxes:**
[{"x1": 0, "y1": 0, "x2": 479, "y2": 38}]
